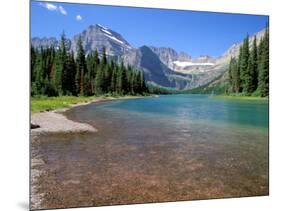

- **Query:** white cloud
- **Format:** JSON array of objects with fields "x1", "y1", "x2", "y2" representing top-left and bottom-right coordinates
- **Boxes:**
[
  {"x1": 39, "y1": 2, "x2": 57, "y2": 11},
  {"x1": 39, "y1": 2, "x2": 67, "y2": 15},
  {"x1": 58, "y1": 6, "x2": 67, "y2": 15},
  {"x1": 76, "y1": 15, "x2": 82, "y2": 21}
]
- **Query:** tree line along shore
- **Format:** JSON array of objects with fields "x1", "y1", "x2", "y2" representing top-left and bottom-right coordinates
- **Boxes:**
[
  {"x1": 228, "y1": 25, "x2": 269, "y2": 97},
  {"x1": 31, "y1": 34, "x2": 148, "y2": 98}
]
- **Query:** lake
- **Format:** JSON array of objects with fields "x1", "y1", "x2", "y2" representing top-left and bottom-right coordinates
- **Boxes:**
[{"x1": 34, "y1": 94, "x2": 269, "y2": 209}]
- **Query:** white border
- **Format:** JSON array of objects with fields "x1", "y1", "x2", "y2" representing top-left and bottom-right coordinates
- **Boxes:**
[{"x1": 1, "y1": 0, "x2": 280, "y2": 211}]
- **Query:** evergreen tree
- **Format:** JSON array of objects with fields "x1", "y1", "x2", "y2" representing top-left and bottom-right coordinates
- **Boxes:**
[
  {"x1": 101, "y1": 47, "x2": 107, "y2": 66},
  {"x1": 127, "y1": 66, "x2": 134, "y2": 95},
  {"x1": 54, "y1": 32, "x2": 67, "y2": 94},
  {"x1": 116, "y1": 65, "x2": 123, "y2": 94},
  {"x1": 242, "y1": 35, "x2": 259, "y2": 94},
  {"x1": 228, "y1": 57, "x2": 234, "y2": 92},
  {"x1": 31, "y1": 46, "x2": 37, "y2": 82},
  {"x1": 33, "y1": 47, "x2": 44, "y2": 94},
  {"x1": 140, "y1": 71, "x2": 146, "y2": 94},
  {"x1": 95, "y1": 64, "x2": 105, "y2": 95},
  {"x1": 235, "y1": 46, "x2": 243, "y2": 93},
  {"x1": 60, "y1": 33, "x2": 77, "y2": 95},
  {"x1": 110, "y1": 65, "x2": 117, "y2": 93},
  {"x1": 95, "y1": 47, "x2": 109, "y2": 94},
  {"x1": 64, "y1": 51, "x2": 77, "y2": 95},
  {"x1": 258, "y1": 25, "x2": 269, "y2": 97},
  {"x1": 226, "y1": 25, "x2": 269, "y2": 97},
  {"x1": 31, "y1": 41, "x2": 149, "y2": 97},
  {"x1": 75, "y1": 36, "x2": 87, "y2": 95},
  {"x1": 228, "y1": 57, "x2": 240, "y2": 93},
  {"x1": 240, "y1": 35, "x2": 250, "y2": 93},
  {"x1": 252, "y1": 36, "x2": 259, "y2": 91},
  {"x1": 86, "y1": 53, "x2": 95, "y2": 95},
  {"x1": 245, "y1": 52, "x2": 255, "y2": 94},
  {"x1": 135, "y1": 71, "x2": 142, "y2": 94},
  {"x1": 119, "y1": 62, "x2": 128, "y2": 95},
  {"x1": 230, "y1": 58, "x2": 239, "y2": 93}
]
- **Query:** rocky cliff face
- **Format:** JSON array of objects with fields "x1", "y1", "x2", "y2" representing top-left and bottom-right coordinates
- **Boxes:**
[
  {"x1": 71, "y1": 24, "x2": 132, "y2": 59},
  {"x1": 31, "y1": 24, "x2": 265, "y2": 90}
]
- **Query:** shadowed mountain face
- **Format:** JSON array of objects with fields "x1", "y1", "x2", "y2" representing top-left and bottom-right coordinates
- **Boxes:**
[
  {"x1": 31, "y1": 24, "x2": 265, "y2": 90},
  {"x1": 137, "y1": 46, "x2": 192, "y2": 89},
  {"x1": 139, "y1": 46, "x2": 174, "y2": 87}
]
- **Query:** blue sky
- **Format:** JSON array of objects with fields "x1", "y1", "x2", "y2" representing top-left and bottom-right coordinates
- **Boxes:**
[{"x1": 31, "y1": 1, "x2": 268, "y2": 58}]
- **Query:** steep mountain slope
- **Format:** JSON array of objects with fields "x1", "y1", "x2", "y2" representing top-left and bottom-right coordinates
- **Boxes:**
[
  {"x1": 71, "y1": 24, "x2": 132, "y2": 58},
  {"x1": 150, "y1": 47, "x2": 215, "y2": 75},
  {"x1": 148, "y1": 46, "x2": 224, "y2": 89},
  {"x1": 122, "y1": 46, "x2": 192, "y2": 89}
]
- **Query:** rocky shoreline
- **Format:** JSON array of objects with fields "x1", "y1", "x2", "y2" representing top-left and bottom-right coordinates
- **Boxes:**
[
  {"x1": 30, "y1": 96, "x2": 146, "y2": 209},
  {"x1": 31, "y1": 111, "x2": 97, "y2": 134},
  {"x1": 30, "y1": 99, "x2": 100, "y2": 209}
]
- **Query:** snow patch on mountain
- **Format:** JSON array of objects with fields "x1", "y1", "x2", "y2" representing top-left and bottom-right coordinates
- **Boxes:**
[
  {"x1": 103, "y1": 33, "x2": 124, "y2": 44},
  {"x1": 173, "y1": 61, "x2": 214, "y2": 67},
  {"x1": 101, "y1": 28, "x2": 112, "y2": 35},
  {"x1": 97, "y1": 24, "x2": 108, "y2": 30}
]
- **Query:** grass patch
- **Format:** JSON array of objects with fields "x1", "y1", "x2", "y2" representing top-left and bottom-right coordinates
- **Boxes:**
[
  {"x1": 31, "y1": 95, "x2": 144, "y2": 113},
  {"x1": 210, "y1": 94, "x2": 268, "y2": 101}
]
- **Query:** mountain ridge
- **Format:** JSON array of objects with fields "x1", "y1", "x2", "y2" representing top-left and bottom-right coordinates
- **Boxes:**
[{"x1": 31, "y1": 24, "x2": 265, "y2": 90}]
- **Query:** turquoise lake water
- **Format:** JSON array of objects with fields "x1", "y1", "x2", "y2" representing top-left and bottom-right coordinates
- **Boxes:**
[
  {"x1": 36, "y1": 94, "x2": 269, "y2": 208},
  {"x1": 93, "y1": 94, "x2": 268, "y2": 128}
]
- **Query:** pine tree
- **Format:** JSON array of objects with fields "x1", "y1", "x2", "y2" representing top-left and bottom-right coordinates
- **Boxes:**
[
  {"x1": 241, "y1": 35, "x2": 259, "y2": 95},
  {"x1": 127, "y1": 66, "x2": 134, "y2": 95},
  {"x1": 228, "y1": 57, "x2": 233, "y2": 92},
  {"x1": 31, "y1": 46, "x2": 37, "y2": 82},
  {"x1": 31, "y1": 43, "x2": 149, "y2": 97},
  {"x1": 258, "y1": 25, "x2": 269, "y2": 97},
  {"x1": 60, "y1": 33, "x2": 75, "y2": 95},
  {"x1": 96, "y1": 47, "x2": 109, "y2": 93},
  {"x1": 245, "y1": 52, "x2": 255, "y2": 94},
  {"x1": 110, "y1": 65, "x2": 117, "y2": 93},
  {"x1": 116, "y1": 65, "x2": 123, "y2": 94},
  {"x1": 95, "y1": 64, "x2": 105, "y2": 95},
  {"x1": 106, "y1": 60, "x2": 114, "y2": 92},
  {"x1": 252, "y1": 36, "x2": 259, "y2": 91},
  {"x1": 140, "y1": 71, "x2": 146, "y2": 94},
  {"x1": 240, "y1": 35, "x2": 250, "y2": 93},
  {"x1": 64, "y1": 51, "x2": 77, "y2": 95},
  {"x1": 228, "y1": 57, "x2": 239, "y2": 93},
  {"x1": 135, "y1": 71, "x2": 142, "y2": 94},
  {"x1": 75, "y1": 36, "x2": 87, "y2": 96},
  {"x1": 120, "y1": 62, "x2": 128, "y2": 95},
  {"x1": 86, "y1": 53, "x2": 95, "y2": 95}
]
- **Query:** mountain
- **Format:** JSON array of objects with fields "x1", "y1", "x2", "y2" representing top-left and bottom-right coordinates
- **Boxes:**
[
  {"x1": 122, "y1": 46, "x2": 192, "y2": 89},
  {"x1": 149, "y1": 47, "x2": 215, "y2": 75},
  {"x1": 216, "y1": 28, "x2": 265, "y2": 65},
  {"x1": 188, "y1": 29, "x2": 266, "y2": 93},
  {"x1": 31, "y1": 24, "x2": 265, "y2": 90},
  {"x1": 31, "y1": 37, "x2": 71, "y2": 50},
  {"x1": 71, "y1": 24, "x2": 132, "y2": 59}
]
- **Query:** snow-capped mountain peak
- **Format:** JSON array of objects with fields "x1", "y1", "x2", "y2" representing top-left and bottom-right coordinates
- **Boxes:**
[{"x1": 70, "y1": 24, "x2": 133, "y2": 57}]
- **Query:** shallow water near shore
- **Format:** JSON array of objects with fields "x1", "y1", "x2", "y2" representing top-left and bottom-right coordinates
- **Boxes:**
[{"x1": 32, "y1": 94, "x2": 269, "y2": 209}]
